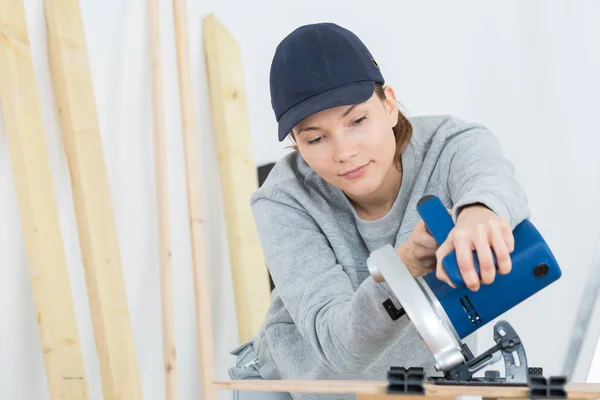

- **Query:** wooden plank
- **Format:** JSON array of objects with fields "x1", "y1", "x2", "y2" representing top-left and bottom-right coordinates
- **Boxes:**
[
  {"x1": 357, "y1": 396, "x2": 452, "y2": 400},
  {"x1": 43, "y1": 0, "x2": 142, "y2": 398},
  {"x1": 0, "y1": 1, "x2": 89, "y2": 398},
  {"x1": 356, "y1": 394, "x2": 450, "y2": 400},
  {"x1": 171, "y1": 1, "x2": 217, "y2": 399},
  {"x1": 213, "y1": 379, "x2": 387, "y2": 395},
  {"x1": 202, "y1": 12, "x2": 271, "y2": 344},
  {"x1": 146, "y1": 0, "x2": 178, "y2": 398},
  {"x1": 213, "y1": 380, "x2": 600, "y2": 399}
]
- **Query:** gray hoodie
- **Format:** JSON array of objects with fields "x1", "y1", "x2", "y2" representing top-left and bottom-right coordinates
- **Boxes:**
[{"x1": 237, "y1": 114, "x2": 530, "y2": 400}]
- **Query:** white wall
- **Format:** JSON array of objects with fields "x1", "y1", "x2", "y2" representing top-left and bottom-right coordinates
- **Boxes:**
[{"x1": 1, "y1": 0, "x2": 599, "y2": 399}]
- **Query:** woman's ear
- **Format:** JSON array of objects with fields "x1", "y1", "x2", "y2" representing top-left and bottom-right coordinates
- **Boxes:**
[{"x1": 383, "y1": 85, "x2": 399, "y2": 126}]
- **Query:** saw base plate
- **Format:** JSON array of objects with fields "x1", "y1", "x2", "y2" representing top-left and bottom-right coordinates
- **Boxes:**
[
  {"x1": 387, "y1": 367, "x2": 568, "y2": 398},
  {"x1": 428, "y1": 377, "x2": 528, "y2": 387},
  {"x1": 385, "y1": 322, "x2": 568, "y2": 398}
]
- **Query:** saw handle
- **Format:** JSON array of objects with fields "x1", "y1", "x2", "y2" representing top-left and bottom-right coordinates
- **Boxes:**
[
  {"x1": 416, "y1": 195, "x2": 455, "y2": 245},
  {"x1": 416, "y1": 195, "x2": 494, "y2": 288}
]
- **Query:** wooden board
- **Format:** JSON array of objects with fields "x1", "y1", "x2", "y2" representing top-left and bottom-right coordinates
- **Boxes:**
[
  {"x1": 213, "y1": 380, "x2": 600, "y2": 399},
  {"x1": 203, "y1": 12, "x2": 271, "y2": 344},
  {"x1": 0, "y1": 1, "x2": 89, "y2": 398},
  {"x1": 357, "y1": 397, "x2": 452, "y2": 400},
  {"x1": 146, "y1": 0, "x2": 178, "y2": 398},
  {"x1": 43, "y1": 0, "x2": 142, "y2": 398},
  {"x1": 171, "y1": 1, "x2": 217, "y2": 399}
]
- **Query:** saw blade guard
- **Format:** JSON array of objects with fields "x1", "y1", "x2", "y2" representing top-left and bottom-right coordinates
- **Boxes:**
[{"x1": 367, "y1": 245, "x2": 467, "y2": 371}]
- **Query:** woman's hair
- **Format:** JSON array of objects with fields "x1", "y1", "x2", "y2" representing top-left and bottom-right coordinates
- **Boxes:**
[{"x1": 287, "y1": 83, "x2": 412, "y2": 172}]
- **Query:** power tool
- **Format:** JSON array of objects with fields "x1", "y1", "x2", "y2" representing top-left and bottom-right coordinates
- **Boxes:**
[{"x1": 367, "y1": 195, "x2": 563, "y2": 389}]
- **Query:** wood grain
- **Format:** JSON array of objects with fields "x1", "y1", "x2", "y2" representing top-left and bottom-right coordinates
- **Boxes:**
[
  {"x1": 0, "y1": 0, "x2": 89, "y2": 398},
  {"x1": 44, "y1": 0, "x2": 142, "y2": 398},
  {"x1": 202, "y1": 13, "x2": 271, "y2": 344},
  {"x1": 171, "y1": 1, "x2": 217, "y2": 399},
  {"x1": 147, "y1": 0, "x2": 178, "y2": 398},
  {"x1": 213, "y1": 379, "x2": 600, "y2": 399}
]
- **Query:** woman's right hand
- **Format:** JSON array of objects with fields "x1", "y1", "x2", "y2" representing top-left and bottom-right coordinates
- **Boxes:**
[{"x1": 396, "y1": 219, "x2": 439, "y2": 278}]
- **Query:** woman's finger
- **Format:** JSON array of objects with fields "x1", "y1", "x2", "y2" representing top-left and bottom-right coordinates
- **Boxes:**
[
  {"x1": 436, "y1": 263, "x2": 455, "y2": 288},
  {"x1": 435, "y1": 239, "x2": 456, "y2": 288},
  {"x1": 414, "y1": 219, "x2": 439, "y2": 249},
  {"x1": 454, "y1": 230, "x2": 480, "y2": 291},
  {"x1": 490, "y1": 225, "x2": 512, "y2": 275},
  {"x1": 473, "y1": 224, "x2": 495, "y2": 285},
  {"x1": 499, "y1": 219, "x2": 515, "y2": 253}
]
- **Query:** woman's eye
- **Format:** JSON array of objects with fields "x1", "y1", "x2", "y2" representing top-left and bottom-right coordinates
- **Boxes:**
[
  {"x1": 352, "y1": 116, "x2": 368, "y2": 125},
  {"x1": 307, "y1": 136, "x2": 322, "y2": 145}
]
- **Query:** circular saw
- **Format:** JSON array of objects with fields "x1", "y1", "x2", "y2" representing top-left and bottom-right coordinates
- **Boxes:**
[{"x1": 367, "y1": 195, "x2": 563, "y2": 388}]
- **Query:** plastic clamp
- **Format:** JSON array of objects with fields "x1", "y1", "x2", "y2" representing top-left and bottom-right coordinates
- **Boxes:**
[
  {"x1": 382, "y1": 299, "x2": 406, "y2": 321},
  {"x1": 528, "y1": 375, "x2": 567, "y2": 399},
  {"x1": 528, "y1": 367, "x2": 544, "y2": 377},
  {"x1": 387, "y1": 367, "x2": 425, "y2": 395}
]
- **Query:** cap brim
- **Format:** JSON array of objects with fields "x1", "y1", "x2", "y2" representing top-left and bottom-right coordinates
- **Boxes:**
[{"x1": 277, "y1": 80, "x2": 376, "y2": 142}]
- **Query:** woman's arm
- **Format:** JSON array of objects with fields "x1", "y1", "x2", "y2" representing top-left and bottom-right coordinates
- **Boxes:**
[
  {"x1": 435, "y1": 118, "x2": 531, "y2": 290},
  {"x1": 441, "y1": 120, "x2": 531, "y2": 227},
  {"x1": 251, "y1": 190, "x2": 411, "y2": 375}
]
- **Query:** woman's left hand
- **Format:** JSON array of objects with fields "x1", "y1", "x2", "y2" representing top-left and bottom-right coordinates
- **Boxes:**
[{"x1": 435, "y1": 204, "x2": 515, "y2": 291}]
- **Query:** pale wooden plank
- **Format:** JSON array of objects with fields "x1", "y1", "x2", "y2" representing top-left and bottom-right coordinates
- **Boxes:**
[
  {"x1": 213, "y1": 380, "x2": 600, "y2": 399},
  {"x1": 0, "y1": 1, "x2": 89, "y2": 398},
  {"x1": 171, "y1": 0, "x2": 217, "y2": 399},
  {"x1": 357, "y1": 396, "x2": 453, "y2": 400},
  {"x1": 43, "y1": 0, "x2": 142, "y2": 398},
  {"x1": 202, "y1": 13, "x2": 271, "y2": 345},
  {"x1": 146, "y1": 0, "x2": 178, "y2": 398},
  {"x1": 213, "y1": 379, "x2": 388, "y2": 395}
]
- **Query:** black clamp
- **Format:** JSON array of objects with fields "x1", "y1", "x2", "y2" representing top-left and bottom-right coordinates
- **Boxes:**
[
  {"x1": 387, "y1": 367, "x2": 425, "y2": 395},
  {"x1": 527, "y1": 375, "x2": 567, "y2": 399},
  {"x1": 528, "y1": 367, "x2": 544, "y2": 377},
  {"x1": 382, "y1": 299, "x2": 406, "y2": 321}
]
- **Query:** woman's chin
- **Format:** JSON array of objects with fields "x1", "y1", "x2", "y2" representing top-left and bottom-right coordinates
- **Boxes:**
[{"x1": 339, "y1": 179, "x2": 380, "y2": 199}]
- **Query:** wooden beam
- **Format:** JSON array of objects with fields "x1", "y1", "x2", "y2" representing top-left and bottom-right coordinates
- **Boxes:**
[
  {"x1": 0, "y1": 1, "x2": 89, "y2": 398},
  {"x1": 43, "y1": 0, "x2": 142, "y2": 398},
  {"x1": 171, "y1": 1, "x2": 217, "y2": 399},
  {"x1": 146, "y1": 0, "x2": 178, "y2": 398},
  {"x1": 202, "y1": 12, "x2": 271, "y2": 344},
  {"x1": 213, "y1": 380, "x2": 600, "y2": 399}
]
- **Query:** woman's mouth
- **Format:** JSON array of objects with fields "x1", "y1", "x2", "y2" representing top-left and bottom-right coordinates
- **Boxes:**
[{"x1": 341, "y1": 162, "x2": 370, "y2": 179}]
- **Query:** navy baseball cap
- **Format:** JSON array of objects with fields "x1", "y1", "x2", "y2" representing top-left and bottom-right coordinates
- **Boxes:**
[{"x1": 270, "y1": 23, "x2": 385, "y2": 142}]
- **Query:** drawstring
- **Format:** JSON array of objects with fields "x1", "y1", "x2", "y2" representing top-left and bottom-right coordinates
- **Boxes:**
[{"x1": 241, "y1": 357, "x2": 259, "y2": 370}]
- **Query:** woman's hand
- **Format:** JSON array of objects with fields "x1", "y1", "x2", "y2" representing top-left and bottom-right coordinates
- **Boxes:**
[
  {"x1": 397, "y1": 219, "x2": 439, "y2": 278},
  {"x1": 435, "y1": 204, "x2": 515, "y2": 291}
]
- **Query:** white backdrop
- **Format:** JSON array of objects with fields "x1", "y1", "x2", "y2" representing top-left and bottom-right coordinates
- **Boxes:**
[{"x1": 1, "y1": 0, "x2": 599, "y2": 399}]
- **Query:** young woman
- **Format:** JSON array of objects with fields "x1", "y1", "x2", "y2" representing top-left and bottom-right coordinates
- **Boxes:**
[{"x1": 228, "y1": 22, "x2": 530, "y2": 400}]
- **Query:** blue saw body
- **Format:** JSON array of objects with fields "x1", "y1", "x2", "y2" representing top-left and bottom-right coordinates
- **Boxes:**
[{"x1": 417, "y1": 195, "x2": 562, "y2": 339}]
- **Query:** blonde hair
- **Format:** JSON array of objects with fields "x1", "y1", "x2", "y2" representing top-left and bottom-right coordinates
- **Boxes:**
[{"x1": 287, "y1": 83, "x2": 412, "y2": 171}]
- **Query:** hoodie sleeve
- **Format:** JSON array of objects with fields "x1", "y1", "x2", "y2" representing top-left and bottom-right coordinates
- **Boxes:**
[
  {"x1": 436, "y1": 117, "x2": 531, "y2": 228},
  {"x1": 250, "y1": 188, "x2": 412, "y2": 375}
]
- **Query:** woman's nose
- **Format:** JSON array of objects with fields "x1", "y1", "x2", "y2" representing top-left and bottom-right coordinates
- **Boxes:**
[{"x1": 332, "y1": 135, "x2": 359, "y2": 163}]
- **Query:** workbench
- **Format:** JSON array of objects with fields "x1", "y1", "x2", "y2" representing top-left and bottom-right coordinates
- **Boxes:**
[{"x1": 214, "y1": 379, "x2": 600, "y2": 399}]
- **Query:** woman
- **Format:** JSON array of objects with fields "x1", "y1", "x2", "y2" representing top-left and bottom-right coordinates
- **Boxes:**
[{"x1": 228, "y1": 22, "x2": 530, "y2": 400}]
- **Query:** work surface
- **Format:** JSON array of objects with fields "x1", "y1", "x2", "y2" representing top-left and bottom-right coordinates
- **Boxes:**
[{"x1": 214, "y1": 380, "x2": 600, "y2": 399}]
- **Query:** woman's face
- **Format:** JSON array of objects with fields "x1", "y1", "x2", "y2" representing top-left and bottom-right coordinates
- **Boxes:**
[{"x1": 292, "y1": 86, "x2": 399, "y2": 200}]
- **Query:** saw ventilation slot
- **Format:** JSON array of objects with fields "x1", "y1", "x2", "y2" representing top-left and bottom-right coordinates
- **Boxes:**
[{"x1": 460, "y1": 295, "x2": 482, "y2": 327}]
